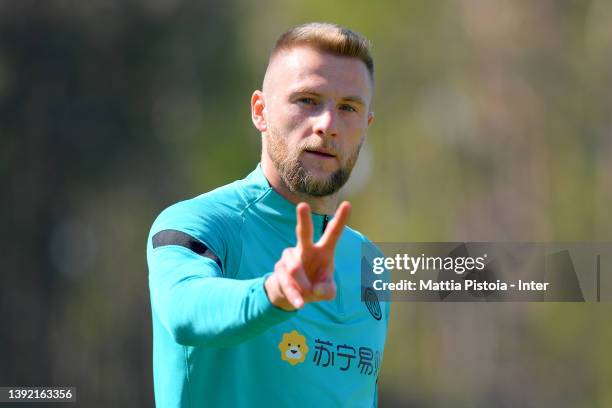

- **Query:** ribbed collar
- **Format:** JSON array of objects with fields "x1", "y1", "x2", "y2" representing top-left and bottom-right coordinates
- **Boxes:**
[{"x1": 244, "y1": 164, "x2": 332, "y2": 235}]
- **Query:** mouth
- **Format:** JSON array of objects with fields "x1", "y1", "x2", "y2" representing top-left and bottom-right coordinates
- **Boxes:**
[{"x1": 303, "y1": 149, "x2": 336, "y2": 159}]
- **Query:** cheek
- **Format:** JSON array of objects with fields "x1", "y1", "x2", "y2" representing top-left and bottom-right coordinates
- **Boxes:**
[
  {"x1": 270, "y1": 103, "x2": 305, "y2": 132},
  {"x1": 285, "y1": 111, "x2": 311, "y2": 135},
  {"x1": 342, "y1": 119, "x2": 368, "y2": 142},
  {"x1": 339, "y1": 111, "x2": 368, "y2": 130},
  {"x1": 270, "y1": 110, "x2": 311, "y2": 151},
  {"x1": 339, "y1": 123, "x2": 367, "y2": 157}
]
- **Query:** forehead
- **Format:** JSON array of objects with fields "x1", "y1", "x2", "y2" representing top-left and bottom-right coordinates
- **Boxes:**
[{"x1": 267, "y1": 46, "x2": 372, "y2": 99}]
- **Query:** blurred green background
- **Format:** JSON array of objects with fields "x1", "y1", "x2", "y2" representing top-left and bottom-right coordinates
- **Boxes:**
[{"x1": 1, "y1": 0, "x2": 611, "y2": 406}]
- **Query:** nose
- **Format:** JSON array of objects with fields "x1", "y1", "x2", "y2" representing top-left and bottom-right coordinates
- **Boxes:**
[{"x1": 313, "y1": 105, "x2": 338, "y2": 137}]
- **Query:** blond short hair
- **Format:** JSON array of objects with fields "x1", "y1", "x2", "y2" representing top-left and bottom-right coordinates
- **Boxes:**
[{"x1": 271, "y1": 22, "x2": 374, "y2": 82}]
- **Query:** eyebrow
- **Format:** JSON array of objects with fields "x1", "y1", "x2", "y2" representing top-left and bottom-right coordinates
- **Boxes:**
[
  {"x1": 341, "y1": 95, "x2": 366, "y2": 106},
  {"x1": 289, "y1": 88, "x2": 366, "y2": 107}
]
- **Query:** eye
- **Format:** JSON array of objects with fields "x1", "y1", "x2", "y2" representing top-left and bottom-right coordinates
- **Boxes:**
[
  {"x1": 298, "y1": 97, "x2": 317, "y2": 105},
  {"x1": 288, "y1": 343, "x2": 291, "y2": 346},
  {"x1": 339, "y1": 104, "x2": 357, "y2": 112},
  {"x1": 297, "y1": 344, "x2": 301, "y2": 348}
]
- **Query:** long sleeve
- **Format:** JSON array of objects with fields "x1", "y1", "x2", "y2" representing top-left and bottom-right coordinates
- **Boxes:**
[
  {"x1": 147, "y1": 197, "x2": 294, "y2": 348},
  {"x1": 148, "y1": 245, "x2": 294, "y2": 347}
]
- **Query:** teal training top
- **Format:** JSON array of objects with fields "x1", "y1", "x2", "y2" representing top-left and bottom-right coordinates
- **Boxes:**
[{"x1": 147, "y1": 164, "x2": 389, "y2": 408}]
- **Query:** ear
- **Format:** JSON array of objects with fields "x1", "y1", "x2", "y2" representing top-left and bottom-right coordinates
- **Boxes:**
[
  {"x1": 251, "y1": 90, "x2": 267, "y2": 132},
  {"x1": 367, "y1": 111, "x2": 375, "y2": 127}
]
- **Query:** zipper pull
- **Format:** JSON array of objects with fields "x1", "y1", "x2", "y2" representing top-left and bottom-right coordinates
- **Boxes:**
[{"x1": 322, "y1": 215, "x2": 329, "y2": 234}]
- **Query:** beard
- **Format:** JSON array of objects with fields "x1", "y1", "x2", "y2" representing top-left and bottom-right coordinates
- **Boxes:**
[{"x1": 266, "y1": 125, "x2": 362, "y2": 197}]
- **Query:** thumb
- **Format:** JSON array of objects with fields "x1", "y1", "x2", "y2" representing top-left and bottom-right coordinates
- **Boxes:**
[{"x1": 312, "y1": 279, "x2": 336, "y2": 301}]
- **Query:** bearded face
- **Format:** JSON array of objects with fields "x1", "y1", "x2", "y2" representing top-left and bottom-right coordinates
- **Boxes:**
[
  {"x1": 266, "y1": 124, "x2": 362, "y2": 197},
  {"x1": 253, "y1": 46, "x2": 373, "y2": 198}
]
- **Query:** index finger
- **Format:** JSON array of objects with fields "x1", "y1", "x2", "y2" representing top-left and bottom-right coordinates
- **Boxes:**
[
  {"x1": 296, "y1": 202, "x2": 313, "y2": 249},
  {"x1": 318, "y1": 201, "x2": 351, "y2": 250}
]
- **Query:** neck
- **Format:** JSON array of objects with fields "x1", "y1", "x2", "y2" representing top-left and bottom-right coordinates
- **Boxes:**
[{"x1": 261, "y1": 157, "x2": 339, "y2": 215}]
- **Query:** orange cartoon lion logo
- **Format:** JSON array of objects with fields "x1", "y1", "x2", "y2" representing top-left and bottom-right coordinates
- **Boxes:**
[{"x1": 278, "y1": 330, "x2": 309, "y2": 366}]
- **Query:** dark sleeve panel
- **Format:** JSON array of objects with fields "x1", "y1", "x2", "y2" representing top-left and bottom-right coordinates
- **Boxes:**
[{"x1": 152, "y1": 229, "x2": 222, "y2": 270}]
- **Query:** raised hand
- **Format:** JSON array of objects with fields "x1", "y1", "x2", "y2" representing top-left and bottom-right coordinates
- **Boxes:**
[{"x1": 264, "y1": 201, "x2": 352, "y2": 311}]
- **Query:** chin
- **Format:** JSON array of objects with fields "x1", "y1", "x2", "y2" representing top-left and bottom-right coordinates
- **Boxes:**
[
  {"x1": 305, "y1": 168, "x2": 333, "y2": 179},
  {"x1": 301, "y1": 162, "x2": 338, "y2": 178}
]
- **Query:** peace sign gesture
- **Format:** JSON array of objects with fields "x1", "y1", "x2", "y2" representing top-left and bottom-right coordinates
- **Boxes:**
[{"x1": 264, "y1": 201, "x2": 352, "y2": 311}]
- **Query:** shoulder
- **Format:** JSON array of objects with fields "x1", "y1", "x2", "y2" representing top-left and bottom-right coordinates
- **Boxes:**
[
  {"x1": 341, "y1": 226, "x2": 381, "y2": 257},
  {"x1": 151, "y1": 180, "x2": 246, "y2": 236},
  {"x1": 148, "y1": 176, "x2": 265, "y2": 263}
]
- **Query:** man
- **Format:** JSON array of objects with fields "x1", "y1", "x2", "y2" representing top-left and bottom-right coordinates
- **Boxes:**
[{"x1": 147, "y1": 22, "x2": 389, "y2": 407}]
